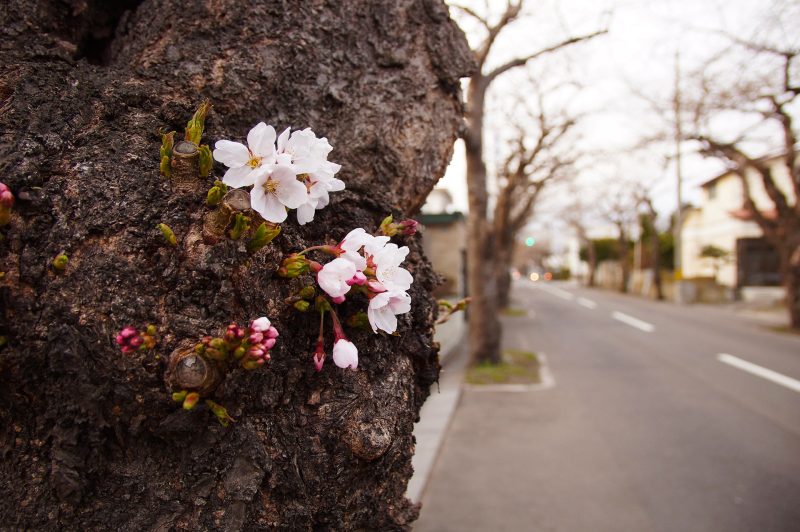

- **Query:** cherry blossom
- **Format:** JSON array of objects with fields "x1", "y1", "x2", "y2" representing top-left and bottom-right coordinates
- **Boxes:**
[
  {"x1": 332, "y1": 339, "x2": 358, "y2": 369},
  {"x1": 213, "y1": 122, "x2": 276, "y2": 188},
  {"x1": 317, "y1": 257, "x2": 357, "y2": 299},
  {"x1": 250, "y1": 165, "x2": 309, "y2": 223},
  {"x1": 373, "y1": 243, "x2": 413, "y2": 292},
  {"x1": 368, "y1": 290, "x2": 412, "y2": 334}
]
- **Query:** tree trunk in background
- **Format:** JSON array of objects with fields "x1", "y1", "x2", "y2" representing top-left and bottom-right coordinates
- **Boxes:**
[
  {"x1": 649, "y1": 221, "x2": 664, "y2": 301},
  {"x1": 495, "y1": 236, "x2": 514, "y2": 309},
  {"x1": 465, "y1": 80, "x2": 502, "y2": 365},
  {"x1": 618, "y1": 230, "x2": 629, "y2": 293},
  {"x1": 587, "y1": 241, "x2": 598, "y2": 287},
  {"x1": 779, "y1": 239, "x2": 800, "y2": 329},
  {"x1": 0, "y1": 1, "x2": 472, "y2": 529}
]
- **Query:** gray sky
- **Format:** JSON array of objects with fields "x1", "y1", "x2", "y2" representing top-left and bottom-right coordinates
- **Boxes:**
[{"x1": 439, "y1": 0, "x2": 797, "y2": 229}]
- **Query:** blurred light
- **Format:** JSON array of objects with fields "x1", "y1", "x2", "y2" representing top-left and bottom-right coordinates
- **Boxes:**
[
  {"x1": 544, "y1": 272, "x2": 553, "y2": 281},
  {"x1": 525, "y1": 237, "x2": 536, "y2": 247},
  {"x1": 529, "y1": 272, "x2": 539, "y2": 282},
  {"x1": 512, "y1": 270, "x2": 521, "y2": 280}
]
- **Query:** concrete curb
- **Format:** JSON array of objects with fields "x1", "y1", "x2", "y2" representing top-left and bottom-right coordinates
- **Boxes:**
[{"x1": 406, "y1": 328, "x2": 468, "y2": 504}]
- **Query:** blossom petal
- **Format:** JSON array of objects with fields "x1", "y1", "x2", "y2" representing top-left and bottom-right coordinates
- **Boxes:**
[
  {"x1": 276, "y1": 127, "x2": 291, "y2": 153},
  {"x1": 213, "y1": 140, "x2": 250, "y2": 167},
  {"x1": 247, "y1": 122, "x2": 277, "y2": 159},
  {"x1": 296, "y1": 200, "x2": 317, "y2": 225},
  {"x1": 390, "y1": 267, "x2": 414, "y2": 291},
  {"x1": 251, "y1": 186, "x2": 288, "y2": 223},
  {"x1": 273, "y1": 167, "x2": 309, "y2": 209},
  {"x1": 222, "y1": 165, "x2": 256, "y2": 188}
]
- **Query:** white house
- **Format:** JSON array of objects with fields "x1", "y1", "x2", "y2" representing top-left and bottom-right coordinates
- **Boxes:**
[{"x1": 680, "y1": 154, "x2": 795, "y2": 301}]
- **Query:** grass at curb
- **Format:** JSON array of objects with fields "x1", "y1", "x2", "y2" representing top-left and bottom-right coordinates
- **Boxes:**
[
  {"x1": 501, "y1": 307, "x2": 527, "y2": 317},
  {"x1": 466, "y1": 349, "x2": 541, "y2": 385}
]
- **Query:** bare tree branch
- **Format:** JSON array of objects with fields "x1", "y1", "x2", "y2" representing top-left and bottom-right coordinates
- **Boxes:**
[{"x1": 484, "y1": 29, "x2": 607, "y2": 84}]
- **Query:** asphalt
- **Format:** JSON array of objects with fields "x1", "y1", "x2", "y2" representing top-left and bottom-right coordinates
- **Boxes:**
[{"x1": 414, "y1": 280, "x2": 800, "y2": 532}]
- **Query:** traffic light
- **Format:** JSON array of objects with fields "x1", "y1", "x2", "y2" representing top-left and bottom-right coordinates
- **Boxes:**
[{"x1": 525, "y1": 237, "x2": 535, "y2": 247}]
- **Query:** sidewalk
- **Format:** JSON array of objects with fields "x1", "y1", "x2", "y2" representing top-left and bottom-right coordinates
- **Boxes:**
[{"x1": 406, "y1": 314, "x2": 467, "y2": 503}]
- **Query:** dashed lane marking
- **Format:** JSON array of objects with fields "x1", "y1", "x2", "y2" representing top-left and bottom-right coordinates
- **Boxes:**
[{"x1": 717, "y1": 353, "x2": 800, "y2": 394}]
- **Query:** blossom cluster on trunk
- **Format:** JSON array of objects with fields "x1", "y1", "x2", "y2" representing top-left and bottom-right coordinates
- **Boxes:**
[{"x1": 212, "y1": 123, "x2": 344, "y2": 224}]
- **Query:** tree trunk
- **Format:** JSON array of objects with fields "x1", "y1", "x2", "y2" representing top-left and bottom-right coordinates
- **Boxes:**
[
  {"x1": 495, "y1": 237, "x2": 513, "y2": 309},
  {"x1": 780, "y1": 240, "x2": 800, "y2": 329},
  {"x1": 0, "y1": 1, "x2": 473, "y2": 529},
  {"x1": 465, "y1": 79, "x2": 502, "y2": 365},
  {"x1": 587, "y1": 240, "x2": 597, "y2": 287},
  {"x1": 646, "y1": 214, "x2": 664, "y2": 300},
  {"x1": 618, "y1": 231, "x2": 629, "y2": 293}
]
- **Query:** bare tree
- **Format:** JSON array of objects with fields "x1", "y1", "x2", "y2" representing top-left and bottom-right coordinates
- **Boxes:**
[
  {"x1": 492, "y1": 88, "x2": 579, "y2": 307},
  {"x1": 454, "y1": 0, "x2": 605, "y2": 363},
  {"x1": 688, "y1": 38, "x2": 800, "y2": 328},
  {"x1": 600, "y1": 187, "x2": 639, "y2": 293}
]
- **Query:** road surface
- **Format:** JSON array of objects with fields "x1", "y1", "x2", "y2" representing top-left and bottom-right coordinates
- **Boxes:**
[{"x1": 415, "y1": 281, "x2": 800, "y2": 532}]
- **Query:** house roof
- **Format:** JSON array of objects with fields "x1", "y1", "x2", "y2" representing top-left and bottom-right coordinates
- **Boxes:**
[{"x1": 699, "y1": 152, "x2": 788, "y2": 189}]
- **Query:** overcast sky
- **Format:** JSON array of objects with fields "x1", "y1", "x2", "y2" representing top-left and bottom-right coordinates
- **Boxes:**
[{"x1": 438, "y1": 0, "x2": 797, "y2": 235}]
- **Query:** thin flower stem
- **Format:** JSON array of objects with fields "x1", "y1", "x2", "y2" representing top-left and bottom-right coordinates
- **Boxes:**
[
  {"x1": 318, "y1": 308, "x2": 326, "y2": 343},
  {"x1": 329, "y1": 308, "x2": 346, "y2": 342}
]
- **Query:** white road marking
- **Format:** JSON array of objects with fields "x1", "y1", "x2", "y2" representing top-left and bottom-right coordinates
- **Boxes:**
[
  {"x1": 717, "y1": 353, "x2": 800, "y2": 394},
  {"x1": 576, "y1": 297, "x2": 597, "y2": 309},
  {"x1": 536, "y1": 284, "x2": 574, "y2": 301},
  {"x1": 611, "y1": 311, "x2": 655, "y2": 332}
]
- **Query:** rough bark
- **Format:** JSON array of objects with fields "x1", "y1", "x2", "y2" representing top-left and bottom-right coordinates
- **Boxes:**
[{"x1": 0, "y1": 1, "x2": 473, "y2": 530}]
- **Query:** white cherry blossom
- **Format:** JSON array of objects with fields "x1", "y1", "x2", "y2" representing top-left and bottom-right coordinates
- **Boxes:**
[
  {"x1": 373, "y1": 243, "x2": 413, "y2": 292},
  {"x1": 317, "y1": 257, "x2": 356, "y2": 299},
  {"x1": 368, "y1": 290, "x2": 412, "y2": 334},
  {"x1": 213, "y1": 122, "x2": 276, "y2": 188},
  {"x1": 250, "y1": 165, "x2": 308, "y2": 223}
]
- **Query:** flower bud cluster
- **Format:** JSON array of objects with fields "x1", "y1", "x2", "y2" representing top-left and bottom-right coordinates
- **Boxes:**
[
  {"x1": 194, "y1": 317, "x2": 279, "y2": 370},
  {"x1": 116, "y1": 325, "x2": 158, "y2": 355}
]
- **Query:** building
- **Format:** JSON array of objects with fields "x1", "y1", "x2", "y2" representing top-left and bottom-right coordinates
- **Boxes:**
[
  {"x1": 680, "y1": 154, "x2": 795, "y2": 302},
  {"x1": 419, "y1": 189, "x2": 466, "y2": 297}
]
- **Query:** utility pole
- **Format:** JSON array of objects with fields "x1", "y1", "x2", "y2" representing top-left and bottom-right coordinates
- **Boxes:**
[{"x1": 673, "y1": 49, "x2": 684, "y2": 303}]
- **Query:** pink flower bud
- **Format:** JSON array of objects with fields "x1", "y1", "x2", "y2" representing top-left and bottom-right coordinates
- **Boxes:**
[
  {"x1": 313, "y1": 338, "x2": 326, "y2": 371},
  {"x1": 399, "y1": 219, "x2": 419, "y2": 235},
  {"x1": 247, "y1": 345, "x2": 265, "y2": 359},
  {"x1": 314, "y1": 352, "x2": 325, "y2": 372},
  {"x1": 332, "y1": 339, "x2": 358, "y2": 370},
  {"x1": 264, "y1": 338, "x2": 276, "y2": 349},
  {"x1": 250, "y1": 317, "x2": 271, "y2": 332},
  {"x1": 225, "y1": 323, "x2": 245, "y2": 342},
  {"x1": 332, "y1": 295, "x2": 346, "y2": 304},
  {"x1": 266, "y1": 326, "x2": 279, "y2": 339},
  {"x1": 249, "y1": 332, "x2": 264, "y2": 344},
  {"x1": 0, "y1": 184, "x2": 13, "y2": 209},
  {"x1": 346, "y1": 271, "x2": 367, "y2": 286}
]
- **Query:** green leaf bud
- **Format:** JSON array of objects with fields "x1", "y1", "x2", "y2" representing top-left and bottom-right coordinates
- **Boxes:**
[{"x1": 157, "y1": 223, "x2": 178, "y2": 246}]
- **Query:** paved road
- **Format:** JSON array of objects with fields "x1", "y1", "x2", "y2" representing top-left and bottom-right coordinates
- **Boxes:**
[{"x1": 415, "y1": 281, "x2": 800, "y2": 532}]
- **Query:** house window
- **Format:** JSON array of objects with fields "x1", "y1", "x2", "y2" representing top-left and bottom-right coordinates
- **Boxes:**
[{"x1": 736, "y1": 237, "x2": 781, "y2": 287}]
